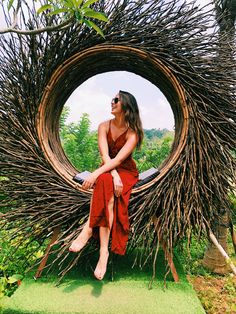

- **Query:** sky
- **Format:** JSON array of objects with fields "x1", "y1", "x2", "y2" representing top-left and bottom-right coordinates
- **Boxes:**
[
  {"x1": 65, "y1": 72, "x2": 175, "y2": 130},
  {"x1": 64, "y1": 0, "x2": 213, "y2": 130},
  {"x1": 0, "y1": 0, "x2": 213, "y2": 131}
]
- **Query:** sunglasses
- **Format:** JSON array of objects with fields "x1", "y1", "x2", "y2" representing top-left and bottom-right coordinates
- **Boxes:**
[{"x1": 112, "y1": 97, "x2": 120, "y2": 104}]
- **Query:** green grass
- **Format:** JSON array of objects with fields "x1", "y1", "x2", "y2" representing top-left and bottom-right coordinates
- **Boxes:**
[{"x1": 1, "y1": 251, "x2": 205, "y2": 314}]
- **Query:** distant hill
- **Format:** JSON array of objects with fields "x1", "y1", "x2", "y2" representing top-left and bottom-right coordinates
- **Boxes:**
[{"x1": 144, "y1": 128, "x2": 174, "y2": 140}]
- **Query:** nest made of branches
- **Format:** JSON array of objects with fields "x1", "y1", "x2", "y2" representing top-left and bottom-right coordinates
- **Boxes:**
[{"x1": 0, "y1": 0, "x2": 235, "y2": 281}]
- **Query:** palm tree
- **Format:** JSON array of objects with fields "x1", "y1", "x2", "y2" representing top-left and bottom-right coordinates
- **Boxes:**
[{"x1": 202, "y1": 0, "x2": 236, "y2": 274}]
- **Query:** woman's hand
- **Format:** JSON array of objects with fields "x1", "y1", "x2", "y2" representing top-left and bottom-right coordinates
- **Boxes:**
[
  {"x1": 82, "y1": 172, "x2": 98, "y2": 190},
  {"x1": 113, "y1": 174, "x2": 123, "y2": 197}
]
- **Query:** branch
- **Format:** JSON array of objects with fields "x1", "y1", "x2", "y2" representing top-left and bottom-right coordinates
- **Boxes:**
[
  {"x1": 11, "y1": 0, "x2": 21, "y2": 29},
  {"x1": 0, "y1": 17, "x2": 74, "y2": 35}
]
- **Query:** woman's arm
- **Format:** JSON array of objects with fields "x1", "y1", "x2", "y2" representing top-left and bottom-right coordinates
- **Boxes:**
[
  {"x1": 97, "y1": 131, "x2": 137, "y2": 173},
  {"x1": 97, "y1": 122, "x2": 123, "y2": 196},
  {"x1": 82, "y1": 131, "x2": 138, "y2": 191},
  {"x1": 98, "y1": 122, "x2": 118, "y2": 175},
  {"x1": 98, "y1": 122, "x2": 110, "y2": 164}
]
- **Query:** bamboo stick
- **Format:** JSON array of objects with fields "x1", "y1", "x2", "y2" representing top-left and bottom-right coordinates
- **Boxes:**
[{"x1": 209, "y1": 231, "x2": 236, "y2": 276}]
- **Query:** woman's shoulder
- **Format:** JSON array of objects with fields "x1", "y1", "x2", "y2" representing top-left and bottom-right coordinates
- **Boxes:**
[
  {"x1": 127, "y1": 127, "x2": 138, "y2": 142},
  {"x1": 98, "y1": 120, "x2": 111, "y2": 132},
  {"x1": 127, "y1": 127, "x2": 136, "y2": 135}
]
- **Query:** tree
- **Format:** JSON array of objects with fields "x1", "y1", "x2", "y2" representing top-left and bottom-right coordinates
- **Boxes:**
[
  {"x1": 0, "y1": 0, "x2": 108, "y2": 37},
  {"x1": 202, "y1": 0, "x2": 236, "y2": 274},
  {"x1": 60, "y1": 111, "x2": 101, "y2": 172},
  {"x1": 134, "y1": 132, "x2": 174, "y2": 172}
]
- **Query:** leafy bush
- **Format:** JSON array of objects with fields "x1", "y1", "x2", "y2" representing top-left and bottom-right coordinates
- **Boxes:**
[
  {"x1": 0, "y1": 267, "x2": 23, "y2": 298},
  {"x1": 134, "y1": 132, "x2": 174, "y2": 172},
  {"x1": 60, "y1": 111, "x2": 100, "y2": 171},
  {"x1": 0, "y1": 226, "x2": 46, "y2": 299}
]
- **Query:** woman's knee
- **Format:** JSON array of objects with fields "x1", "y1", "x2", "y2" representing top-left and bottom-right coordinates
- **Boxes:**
[{"x1": 108, "y1": 195, "x2": 114, "y2": 207}]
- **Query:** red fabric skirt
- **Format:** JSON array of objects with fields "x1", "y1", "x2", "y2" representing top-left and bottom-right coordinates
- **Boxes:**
[{"x1": 89, "y1": 170, "x2": 138, "y2": 255}]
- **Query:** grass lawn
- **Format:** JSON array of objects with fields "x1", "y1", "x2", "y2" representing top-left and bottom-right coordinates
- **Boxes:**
[{"x1": 0, "y1": 250, "x2": 205, "y2": 314}]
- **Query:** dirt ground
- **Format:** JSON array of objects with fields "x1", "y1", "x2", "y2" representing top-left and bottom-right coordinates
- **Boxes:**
[{"x1": 188, "y1": 274, "x2": 236, "y2": 314}]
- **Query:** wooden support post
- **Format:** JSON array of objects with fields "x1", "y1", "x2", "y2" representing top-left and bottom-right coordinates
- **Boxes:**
[
  {"x1": 153, "y1": 216, "x2": 179, "y2": 282},
  {"x1": 34, "y1": 226, "x2": 61, "y2": 279},
  {"x1": 161, "y1": 241, "x2": 179, "y2": 282}
]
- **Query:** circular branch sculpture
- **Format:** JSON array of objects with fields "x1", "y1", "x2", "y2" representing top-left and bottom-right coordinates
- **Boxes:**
[
  {"x1": 37, "y1": 45, "x2": 189, "y2": 194},
  {"x1": 0, "y1": 0, "x2": 235, "y2": 280}
]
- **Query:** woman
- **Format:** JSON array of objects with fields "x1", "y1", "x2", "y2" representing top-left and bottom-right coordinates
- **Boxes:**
[{"x1": 69, "y1": 90, "x2": 143, "y2": 280}]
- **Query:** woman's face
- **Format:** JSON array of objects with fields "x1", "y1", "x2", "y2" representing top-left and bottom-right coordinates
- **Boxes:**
[{"x1": 111, "y1": 94, "x2": 123, "y2": 115}]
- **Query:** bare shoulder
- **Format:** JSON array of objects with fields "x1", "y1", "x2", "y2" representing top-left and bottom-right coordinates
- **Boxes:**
[
  {"x1": 127, "y1": 128, "x2": 138, "y2": 142},
  {"x1": 98, "y1": 120, "x2": 110, "y2": 132}
]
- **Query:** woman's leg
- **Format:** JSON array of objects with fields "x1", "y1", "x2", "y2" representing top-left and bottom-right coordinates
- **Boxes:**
[
  {"x1": 94, "y1": 195, "x2": 114, "y2": 280},
  {"x1": 69, "y1": 197, "x2": 93, "y2": 252},
  {"x1": 69, "y1": 220, "x2": 92, "y2": 252}
]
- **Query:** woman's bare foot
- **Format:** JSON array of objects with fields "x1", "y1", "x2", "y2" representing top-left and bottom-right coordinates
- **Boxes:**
[
  {"x1": 94, "y1": 249, "x2": 109, "y2": 280},
  {"x1": 69, "y1": 226, "x2": 92, "y2": 252}
]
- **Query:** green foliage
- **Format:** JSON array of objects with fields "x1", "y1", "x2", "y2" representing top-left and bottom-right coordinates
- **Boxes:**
[
  {"x1": 176, "y1": 227, "x2": 236, "y2": 277},
  {"x1": 229, "y1": 193, "x2": 236, "y2": 224},
  {"x1": 60, "y1": 105, "x2": 70, "y2": 130},
  {"x1": 0, "y1": 226, "x2": 46, "y2": 299},
  {"x1": 229, "y1": 193, "x2": 236, "y2": 210},
  {"x1": 37, "y1": 0, "x2": 108, "y2": 38},
  {"x1": 222, "y1": 275, "x2": 236, "y2": 296},
  {"x1": 134, "y1": 132, "x2": 174, "y2": 172},
  {"x1": 60, "y1": 110, "x2": 101, "y2": 171},
  {"x1": 177, "y1": 231, "x2": 236, "y2": 314},
  {"x1": 4, "y1": 0, "x2": 108, "y2": 38},
  {"x1": 0, "y1": 267, "x2": 23, "y2": 299},
  {"x1": 144, "y1": 128, "x2": 170, "y2": 140},
  {"x1": 175, "y1": 235, "x2": 209, "y2": 276},
  {"x1": 0, "y1": 177, "x2": 9, "y2": 214},
  {"x1": 6, "y1": 0, "x2": 14, "y2": 10}
]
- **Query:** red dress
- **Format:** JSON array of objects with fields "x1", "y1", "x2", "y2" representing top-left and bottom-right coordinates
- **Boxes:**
[{"x1": 89, "y1": 121, "x2": 138, "y2": 255}]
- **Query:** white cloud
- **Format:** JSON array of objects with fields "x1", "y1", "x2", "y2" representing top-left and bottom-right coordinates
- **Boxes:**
[
  {"x1": 195, "y1": 0, "x2": 212, "y2": 7},
  {"x1": 0, "y1": 1, "x2": 41, "y2": 30},
  {"x1": 66, "y1": 80, "x2": 112, "y2": 130},
  {"x1": 0, "y1": 5, "x2": 7, "y2": 29}
]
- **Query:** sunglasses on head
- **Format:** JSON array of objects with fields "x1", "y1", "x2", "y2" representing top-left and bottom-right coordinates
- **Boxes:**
[{"x1": 112, "y1": 97, "x2": 120, "y2": 104}]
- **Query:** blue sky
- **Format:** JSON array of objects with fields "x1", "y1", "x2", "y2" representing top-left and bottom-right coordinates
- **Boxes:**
[{"x1": 0, "y1": 0, "x2": 213, "y2": 130}]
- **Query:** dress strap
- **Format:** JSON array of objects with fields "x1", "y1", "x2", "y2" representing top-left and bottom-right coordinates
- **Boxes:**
[
  {"x1": 108, "y1": 119, "x2": 112, "y2": 135},
  {"x1": 109, "y1": 119, "x2": 129, "y2": 142}
]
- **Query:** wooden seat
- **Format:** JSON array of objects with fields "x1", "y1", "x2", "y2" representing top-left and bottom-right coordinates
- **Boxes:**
[{"x1": 72, "y1": 167, "x2": 160, "y2": 189}]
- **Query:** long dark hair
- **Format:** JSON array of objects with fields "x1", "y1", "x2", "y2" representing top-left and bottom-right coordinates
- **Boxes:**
[{"x1": 119, "y1": 90, "x2": 144, "y2": 149}]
